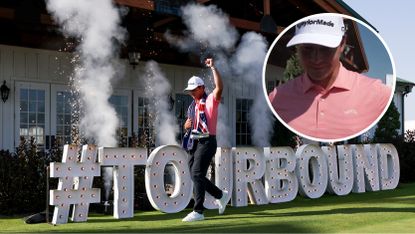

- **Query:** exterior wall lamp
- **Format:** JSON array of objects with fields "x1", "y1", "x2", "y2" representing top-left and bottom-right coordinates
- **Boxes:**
[
  {"x1": 128, "y1": 51, "x2": 140, "y2": 69},
  {"x1": 1, "y1": 80, "x2": 10, "y2": 103}
]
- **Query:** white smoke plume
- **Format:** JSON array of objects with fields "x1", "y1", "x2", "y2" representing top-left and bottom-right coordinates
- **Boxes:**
[
  {"x1": 165, "y1": 4, "x2": 240, "y2": 147},
  {"x1": 143, "y1": 61, "x2": 179, "y2": 145},
  {"x1": 214, "y1": 53, "x2": 233, "y2": 147},
  {"x1": 165, "y1": 3, "x2": 238, "y2": 52},
  {"x1": 165, "y1": 3, "x2": 275, "y2": 147},
  {"x1": 46, "y1": 0, "x2": 126, "y2": 147},
  {"x1": 231, "y1": 32, "x2": 274, "y2": 147},
  {"x1": 168, "y1": 3, "x2": 274, "y2": 147},
  {"x1": 216, "y1": 101, "x2": 232, "y2": 147}
]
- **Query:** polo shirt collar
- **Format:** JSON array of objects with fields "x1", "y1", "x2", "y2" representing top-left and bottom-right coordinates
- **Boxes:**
[{"x1": 301, "y1": 63, "x2": 353, "y2": 93}]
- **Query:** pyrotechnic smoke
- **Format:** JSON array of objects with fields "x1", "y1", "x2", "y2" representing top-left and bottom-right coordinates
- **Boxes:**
[
  {"x1": 165, "y1": 4, "x2": 238, "y2": 147},
  {"x1": 231, "y1": 32, "x2": 274, "y2": 147},
  {"x1": 46, "y1": 0, "x2": 127, "y2": 202},
  {"x1": 165, "y1": 3, "x2": 238, "y2": 52},
  {"x1": 46, "y1": 0, "x2": 126, "y2": 147},
  {"x1": 167, "y1": 3, "x2": 274, "y2": 147},
  {"x1": 206, "y1": 53, "x2": 231, "y2": 147},
  {"x1": 143, "y1": 61, "x2": 179, "y2": 145}
]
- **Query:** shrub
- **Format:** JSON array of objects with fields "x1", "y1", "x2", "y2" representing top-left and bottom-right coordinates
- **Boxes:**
[
  {"x1": 270, "y1": 117, "x2": 298, "y2": 148},
  {"x1": 395, "y1": 131, "x2": 415, "y2": 183},
  {"x1": 0, "y1": 137, "x2": 62, "y2": 215}
]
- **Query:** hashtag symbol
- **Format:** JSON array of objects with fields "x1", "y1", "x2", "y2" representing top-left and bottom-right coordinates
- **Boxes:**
[{"x1": 49, "y1": 145, "x2": 101, "y2": 224}]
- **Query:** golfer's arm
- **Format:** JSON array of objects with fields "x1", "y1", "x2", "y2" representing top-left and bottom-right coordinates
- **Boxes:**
[{"x1": 211, "y1": 66, "x2": 223, "y2": 100}]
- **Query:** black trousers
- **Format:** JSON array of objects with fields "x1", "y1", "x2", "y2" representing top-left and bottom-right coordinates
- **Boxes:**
[{"x1": 188, "y1": 135, "x2": 223, "y2": 214}]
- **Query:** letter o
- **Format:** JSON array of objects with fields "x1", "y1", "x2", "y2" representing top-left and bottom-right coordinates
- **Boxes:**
[
  {"x1": 145, "y1": 145, "x2": 192, "y2": 213},
  {"x1": 296, "y1": 144, "x2": 328, "y2": 199}
]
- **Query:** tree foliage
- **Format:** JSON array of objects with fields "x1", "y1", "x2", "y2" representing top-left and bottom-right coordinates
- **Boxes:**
[
  {"x1": 283, "y1": 53, "x2": 303, "y2": 82},
  {"x1": 373, "y1": 102, "x2": 400, "y2": 142}
]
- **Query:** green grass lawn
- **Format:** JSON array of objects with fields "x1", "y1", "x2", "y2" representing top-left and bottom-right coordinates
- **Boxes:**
[{"x1": 1, "y1": 183, "x2": 415, "y2": 233}]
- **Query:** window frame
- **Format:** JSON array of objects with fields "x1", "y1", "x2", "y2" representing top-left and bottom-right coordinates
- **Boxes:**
[
  {"x1": 110, "y1": 89, "x2": 133, "y2": 141},
  {"x1": 235, "y1": 98, "x2": 253, "y2": 146},
  {"x1": 133, "y1": 90, "x2": 155, "y2": 147},
  {"x1": 14, "y1": 81, "x2": 50, "y2": 149},
  {"x1": 50, "y1": 84, "x2": 73, "y2": 145}
]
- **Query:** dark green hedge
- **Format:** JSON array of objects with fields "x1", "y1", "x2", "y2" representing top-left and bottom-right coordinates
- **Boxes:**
[
  {"x1": 0, "y1": 137, "x2": 61, "y2": 215},
  {"x1": 394, "y1": 131, "x2": 415, "y2": 183}
]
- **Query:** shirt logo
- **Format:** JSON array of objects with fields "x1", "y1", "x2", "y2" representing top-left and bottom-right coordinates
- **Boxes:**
[{"x1": 344, "y1": 109, "x2": 358, "y2": 115}]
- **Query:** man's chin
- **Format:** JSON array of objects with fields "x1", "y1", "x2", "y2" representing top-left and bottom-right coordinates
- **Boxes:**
[{"x1": 308, "y1": 71, "x2": 330, "y2": 82}]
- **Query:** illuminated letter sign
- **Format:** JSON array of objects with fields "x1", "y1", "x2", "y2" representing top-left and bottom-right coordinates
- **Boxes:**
[
  {"x1": 49, "y1": 143, "x2": 400, "y2": 224},
  {"x1": 204, "y1": 147, "x2": 233, "y2": 209},
  {"x1": 264, "y1": 147, "x2": 298, "y2": 203},
  {"x1": 98, "y1": 147, "x2": 147, "y2": 218},
  {"x1": 232, "y1": 147, "x2": 268, "y2": 207},
  {"x1": 322, "y1": 145, "x2": 354, "y2": 196},
  {"x1": 296, "y1": 145, "x2": 328, "y2": 199},
  {"x1": 49, "y1": 145, "x2": 100, "y2": 224},
  {"x1": 377, "y1": 144, "x2": 399, "y2": 190},
  {"x1": 145, "y1": 145, "x2": 193, "y2": 213}
]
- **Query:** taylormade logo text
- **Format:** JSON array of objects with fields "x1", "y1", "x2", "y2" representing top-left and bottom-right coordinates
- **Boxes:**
[{"x1": 297, "y1": 19, "x2": 335, "y2": 29}]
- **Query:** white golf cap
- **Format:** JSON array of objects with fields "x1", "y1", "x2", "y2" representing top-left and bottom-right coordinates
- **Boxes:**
[
  {"x1": 287, "y1": 14, "x2": 345, "y2": 48},
  {"x1": 184, "y1": 76, "x2": 204, "y2": 91}
]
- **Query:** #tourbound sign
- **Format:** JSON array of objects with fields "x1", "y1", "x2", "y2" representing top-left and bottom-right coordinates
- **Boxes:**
[{"x1": 48, "y1": 143, "x2": 399, "y2": 224}]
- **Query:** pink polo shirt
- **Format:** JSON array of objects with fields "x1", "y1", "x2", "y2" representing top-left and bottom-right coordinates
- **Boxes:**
[
  {"x1": 197, "y1": 93, "x2": 220, "y2": 135},
  {"x1": 269, "y1": 64, "x2": 392, "y2": 140}
]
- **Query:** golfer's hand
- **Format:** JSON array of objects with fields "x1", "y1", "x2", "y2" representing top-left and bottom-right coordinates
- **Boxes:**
[
  {"x1": 205, "y1": 58, "x2": 214, "y2": 68},
  {"x1": 184, "y1": 118, "x2": 192, "y2": 130}
]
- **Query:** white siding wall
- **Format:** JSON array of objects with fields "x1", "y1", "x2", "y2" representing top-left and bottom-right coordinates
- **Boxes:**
[
  {"x1": 393, "y1": 92, "x2": 404, "y2": 134},
  {"x1": 0, "y1": 45, "x2": 77, "y2": 150}
]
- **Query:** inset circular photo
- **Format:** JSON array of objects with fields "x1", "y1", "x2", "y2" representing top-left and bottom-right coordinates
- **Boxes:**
[{"x1": 263, "y1": 13, "x2": 395, "y2": 142}]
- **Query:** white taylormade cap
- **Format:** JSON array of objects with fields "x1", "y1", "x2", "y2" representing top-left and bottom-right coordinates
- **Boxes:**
[
  {"x1": 184, "y1": 76, "x2": 204, "y2": 91},
  {"x1": 287, "y1": 14, "x2": 345, "y2": 48}
]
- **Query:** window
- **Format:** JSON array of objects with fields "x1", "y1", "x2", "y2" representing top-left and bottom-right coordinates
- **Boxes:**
[
  {"x1": 16, "y1": 82, "x2": 50, "y2": 149},
  {"x1": 175, "y1": 94, "x2": 193, "y2": 142},
  {"x1": 267, "y1": 80, "x2": 281, "y2": 93},
  {"x1": 19, "y1": 89, "x2": 46, "y2": 145},
  {"x1": 236, "y1": 98, "x2": 253, "y2": 146},
  {"x1": 51, "y1": 85, "x2": 74, "y2": 147},
  {"x1": 15, "y1": 83, "x2": 134, "y2": 149},
  {"x1": 136, "y1": 97, "x2": 154, "y2": 147},
  {"x1": 109, "y1": 94, "x2": 130, "y2": 144},
  {"x1": 55, "y1": 91, "x2": 72, "y2": 144}
]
